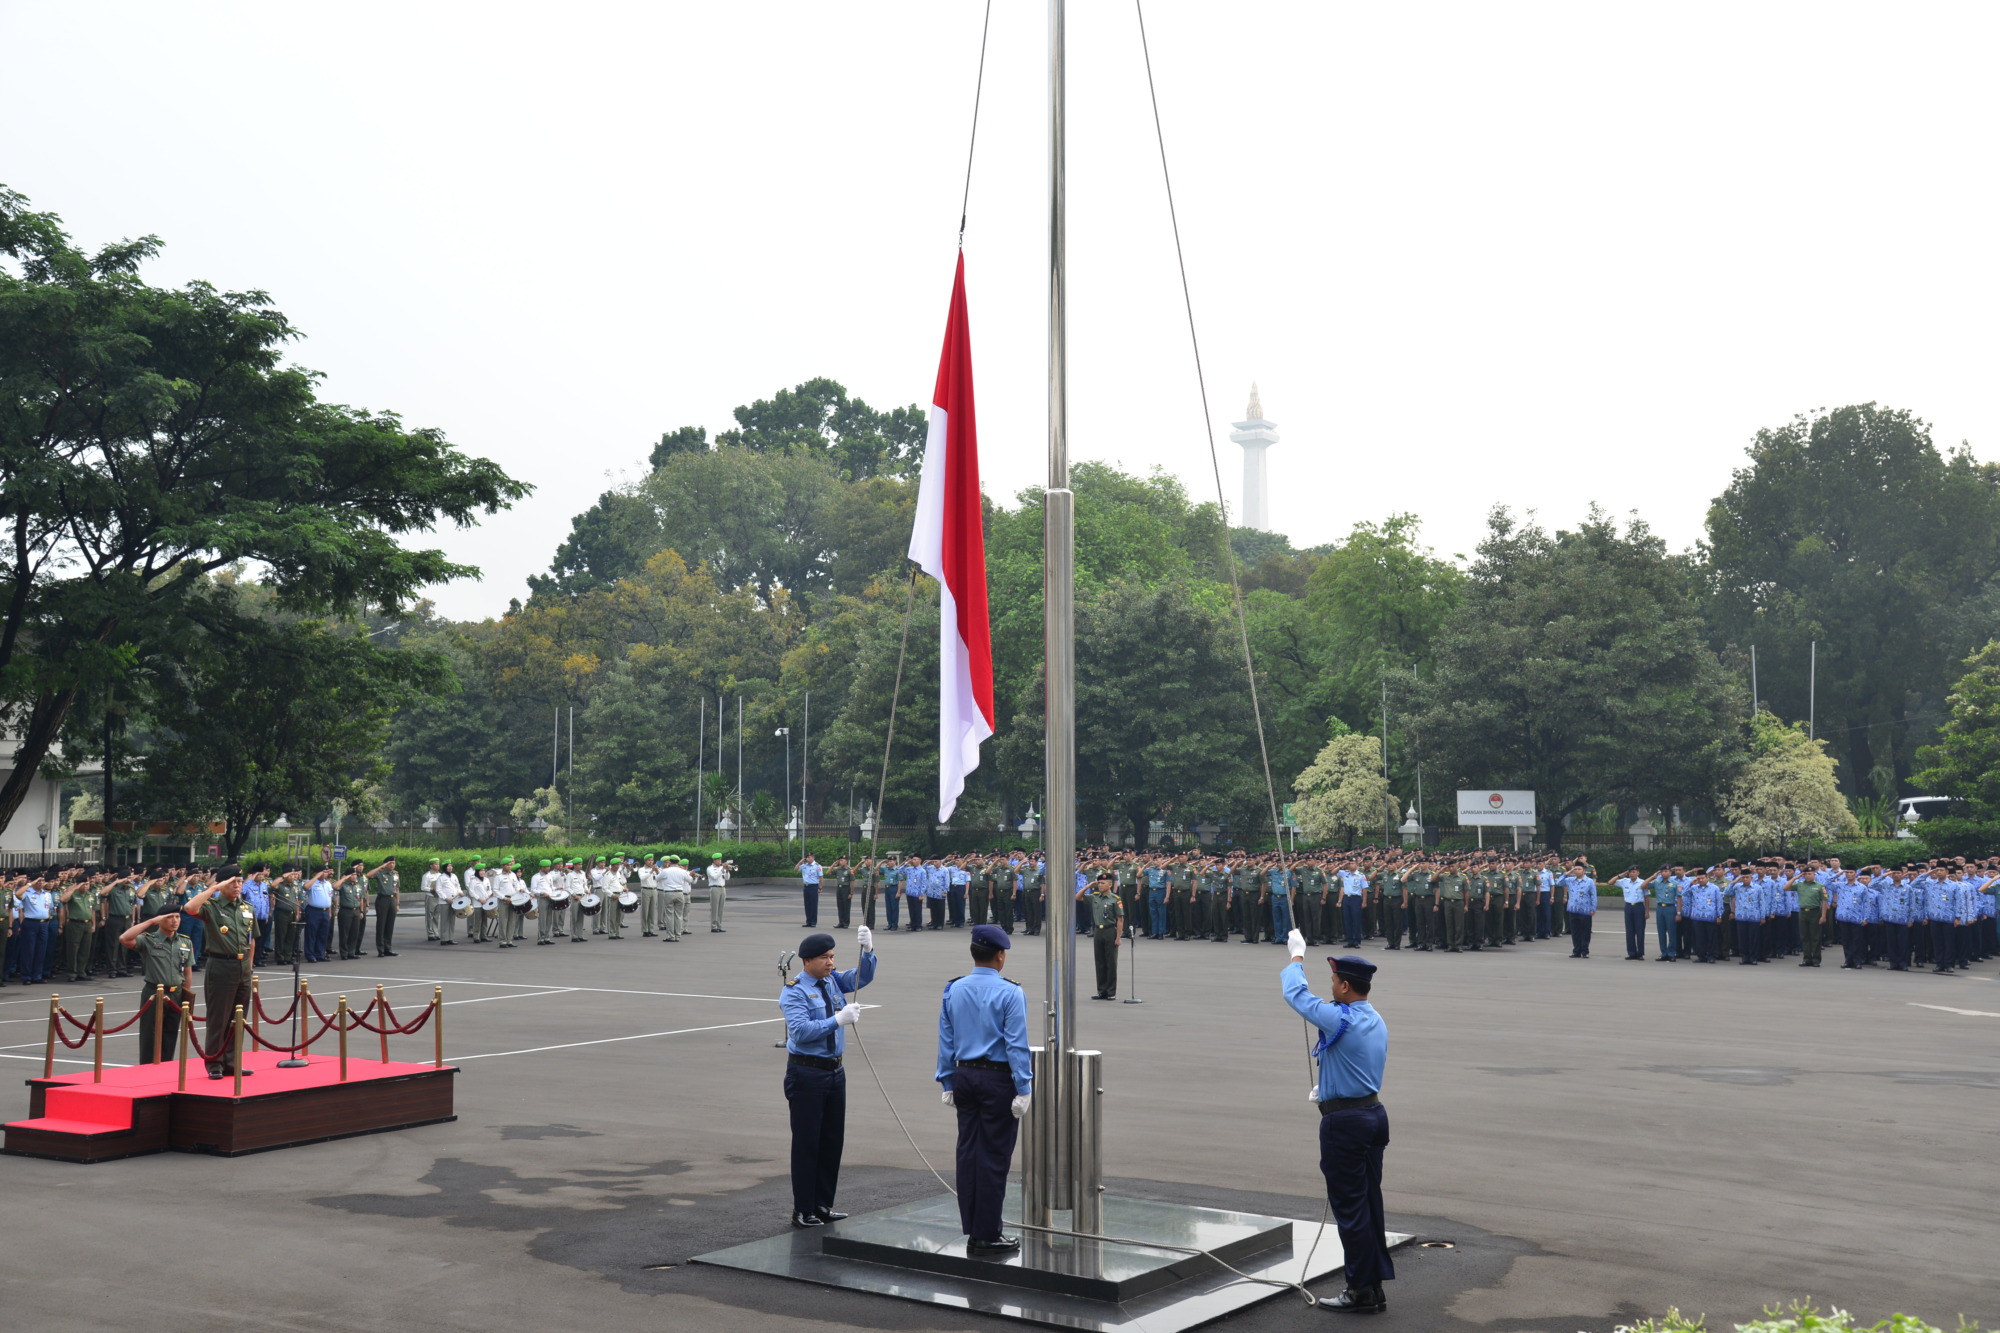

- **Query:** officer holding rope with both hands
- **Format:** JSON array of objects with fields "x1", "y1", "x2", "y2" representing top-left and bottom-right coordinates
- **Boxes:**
[
  {"x1": 780, "y1": 925, "x2": 877, "y2": 1229},
  {"x1": 1282, "y1": 926, "x2": 1394, "y2": 1315}
]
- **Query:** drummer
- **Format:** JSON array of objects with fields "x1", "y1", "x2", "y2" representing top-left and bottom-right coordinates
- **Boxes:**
[
  {"x1": 603, "y1": 859, "x2": 627, "y2": 940},
  {"x1": 533, "y1": 860, "x2": 560, "y2": 946},
  {"x1": 438, "y1": 862, "x2": 462, "y2": 947},
  {"x1": 566, "y1": 860, "x2": 591, "y2": 942}
]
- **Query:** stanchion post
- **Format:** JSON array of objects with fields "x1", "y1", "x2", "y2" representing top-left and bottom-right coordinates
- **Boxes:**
[
  {"x1": 151, "y1": 986, "x2": 165, "y2": 1065},
  {"x1": 177, "y1": 998, "x2": 191, "y2": 1091},
  {"x1": 92, "y1": 997, "x2": 104, "y2": 1083},
  {"x1": 433, "y1": 986, "x2": 444, "y2": 1068},
  {"x1": 232, "y1": 1005, "x2": 245, "y2": 1097},
  {"x1": 1070, "y1": 1049, "x2": 1103, "y2": 1234},
  {"x1": 337, "y1": 995, "x2": 348, "y2": 1082},
  {"x1": 300, "y1": 979, "x2": 313, "y2": 1057},
  {"x1": 43, "y1": 995, "x2": 58, "y2": 1077},
  {"x1": 375, "y1": 984, "x2": 389, "y2": 1063},
  {"x1": 1122, "y1": 927, "x2": 1143, "y2": 1003},
  {"x1": 250, "y1": 975, "x2": 260, "y2": 1042}
]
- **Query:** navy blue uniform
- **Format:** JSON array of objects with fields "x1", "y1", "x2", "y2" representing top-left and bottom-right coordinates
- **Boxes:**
[
  {"x1": 780, "y1": 951, "x2": 878, "y2": 1218},
  {"x1": 937, "y1": 964, "x2": 1032, "y2": 1242},
  {"x1": 1282, "y1": 961, "x2": 1394, "y2": 1292}
]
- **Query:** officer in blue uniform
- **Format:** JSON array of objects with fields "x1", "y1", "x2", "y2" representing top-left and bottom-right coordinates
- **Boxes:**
[
  {"x1": 780, "y1": 925, "x2": 878, "y2": 1228},
  {"x1": 936, "y1": 923, "x2": 1032, "y2": 1254},
  {"x1": 1281, "y1": 929, "x2": 1393, "y2": 1314}
]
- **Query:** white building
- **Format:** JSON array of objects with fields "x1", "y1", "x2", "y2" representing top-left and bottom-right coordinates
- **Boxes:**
[
  {"x1": 1228, "y1": 383, "x2": 1278, "y2": 531},
  {"x1": 0, "y1": 734, "x2": 70, "y2": 857}
]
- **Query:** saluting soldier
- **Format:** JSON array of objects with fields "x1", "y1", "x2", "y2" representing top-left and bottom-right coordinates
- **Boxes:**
[
  {"x1": 101, "y1": 872, "x2": 137, "y2": 979},
  {"x1": 123, "y1": 908, "x2": 194, "y2": 1063},
  {"x1": 372, "y1": 857, "x2": 401, "y2": 957},
  {"x1": 1435, "y1": 862, "x2": 1466, "y2": 953},
  {"x1": 184, "y1": 875, "x2": 258, "y2": 1081},
  {"x1": 781, "y1": 926, "x2": 879, "y2": 1228},
  {"x1": 57, "y1": 875, "x2": 101, "y2": 984},
  {"x1": 335, "y1": 863, "x2": 368, "y2": 960}
]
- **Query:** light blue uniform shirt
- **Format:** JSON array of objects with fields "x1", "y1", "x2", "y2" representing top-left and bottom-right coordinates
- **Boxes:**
[
  {"x1": 935, "y1": 965, "x2": 1032, "y2": 1096},
  {"x1": 1563, "y1": 875, "x2": 1597, "y2": 915},
  {"x1": 243, "y1": 877, "x2": 271, "y2": 921},
  {"x1": 21, "y1": 887, "x2": 53, "y2": 919},
  {"x1": 305, "y1": 879, "x2": 333, "y2": 909},
  {"x1": 781, "y1": 952, "x2": 879, "y2": 1059},
  {"x1": 799, "y1": 860, "x2": 823, "y2": 885},
  {"x1": 1281, "y1": 961, "x2": 1387, "y2": 1100},
  {"x1": 1614, "y1": 876, "x2": 1646, "y2": 905}
]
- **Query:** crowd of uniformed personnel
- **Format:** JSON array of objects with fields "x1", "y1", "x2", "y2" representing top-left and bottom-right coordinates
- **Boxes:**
[
  {"x1": 6, "y1": 847, "x2": 1992, "y2": 994},
  {"x1": 785, "y1": 846, "x2": 2000, "y2": 977}
]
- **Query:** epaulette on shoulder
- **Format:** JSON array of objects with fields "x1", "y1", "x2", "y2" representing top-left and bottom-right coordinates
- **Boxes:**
[
  {"x1": 1005, "y1": 976, "x2": 1022, "y2": 987},
  {"x1": 943, "y1": 975, "x2": 964, "y2": 994}
]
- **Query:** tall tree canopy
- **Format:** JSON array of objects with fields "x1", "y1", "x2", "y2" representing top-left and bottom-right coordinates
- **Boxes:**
[
  {"x1": 0, "y1": 188, "x2": 525, "y2": 836},
  {"x1": 1702, "y1": 404, "x2": 2000, "y2": 798},
  {"x1": 1411, "y1": 508, "x2": 1742, "y2": 849}
]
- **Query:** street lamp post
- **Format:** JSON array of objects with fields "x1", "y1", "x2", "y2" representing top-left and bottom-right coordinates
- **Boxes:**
[
  {"x1": 37, "y1": 822, "x2": 48, "y2": 869},
  {"x1": 774, "y1": 726, "x2": 792, "y2": 848}
]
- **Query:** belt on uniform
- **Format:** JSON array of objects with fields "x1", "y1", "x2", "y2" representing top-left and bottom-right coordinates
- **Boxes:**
[
  {"x1": 955, "y1": 1058, "x2": 1011, "y2": 1072},
  {"x1": 788, "y1": 1053, "x2": 842, "y2": 1071},
  {"x1": 1316, "y1": 1092, "x2": 1380, "y2": 1114}
]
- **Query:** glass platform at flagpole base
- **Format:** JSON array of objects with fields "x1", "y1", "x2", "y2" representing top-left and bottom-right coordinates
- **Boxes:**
[{"x1": 691, "y1": 1184, "x2": 1412, "y2": 1332}]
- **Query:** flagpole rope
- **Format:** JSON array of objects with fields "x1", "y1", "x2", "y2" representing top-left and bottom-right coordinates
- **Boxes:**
[
  {"x1": 869, "y1": 569, "x2": 922, "y2": 864},
  {"x1": 1133, "y1": 9, "x2": 1325, "y2": 1300},
  {"x1": 1131, "y1": 0, "x2": 1290, "y2": 879},
  {"x1": 958, "y1": 0, "x2": 995, "y2": 248}
]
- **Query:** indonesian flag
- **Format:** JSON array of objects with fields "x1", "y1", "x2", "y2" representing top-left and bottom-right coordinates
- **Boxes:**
[{"x1": 908, "y1": 253, "x2": 995, "y2": 822}]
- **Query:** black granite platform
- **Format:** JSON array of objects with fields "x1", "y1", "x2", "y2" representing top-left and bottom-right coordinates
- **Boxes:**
[{"x1": 692, "y1": 1184, "x2": 1412, "y2": 1332}]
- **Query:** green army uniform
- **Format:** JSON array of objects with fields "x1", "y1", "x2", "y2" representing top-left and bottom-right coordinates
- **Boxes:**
[
  {"x1": 1115, "y1": 861, "x2": 1140, "y2": 939},
  {"x1": 270, "y1": 877, "x2": 301, "y2": 964},
  {"x1": 1087, "y1": 885, "x2": 1123, "y2": 998},
  {"x1": 1240, "y1": 865, "x2": 1268, "y2": 944},
  {"x1": 102, "y1": 879, "x2": 136, "y2": 978},
  {"x1": 990, "y1": 863, "x2": 1016, "y2": 932},
  {"x1": 1166, "y1": 863, "x2": 1194, "y2": 940},
  {"x1": 966, "y1": 863, "x2": 988, "y2": 928},
  {"x1": 1023, "y1": 865, "x2": 1047, "y2": 935},
  {"x1": 336, "y1": 873, "x2": 366, "y2": 959},
  {"x1": 832, "y1": 863, "x2": 854, "y2": 929},
  {"x1": 1436, "y1": 871, "x2": 1467, "y2": 951},
  {"x1": 1194, "y1": 865, "x2": 1223, "y2": 942},
  {"x1": 1406, "y1": 869, "x2": 1435, "y2": 949},
  {"x1": 1462, "y1": 871, "x2": 1487, "y2": 951},
  {"x1": 1359, "y1": 870, "x2": 1380, "y2": 940},
  {"x1": 135, "y1": 925, "x2": 195, "y2": 1064},
  {"x1": 374, "y1": 867, "x2": 403, "y2": 954},
  {"x1": 195, "y1": 893, "x2": 257, "y2": 1078},
  {"x1": 1376, "y1": 868, "x2": 1404, "y2": 948},
  {"x1": 1294, "y1": 865, "x2": 1325, "y2": 945},
  {"x1": 1795, "y1": 878, "x2": 1825, "y2": 966},
  {"x1": 60, "y1": 885, "x2": 99, "y2": 982},
  {"x1": 140, "y1": 880, "x2": 174, "y2": 921}
]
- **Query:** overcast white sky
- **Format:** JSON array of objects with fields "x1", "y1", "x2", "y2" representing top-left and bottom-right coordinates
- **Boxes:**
[{"x1": 6, "y1": 2, "x2": 1996, "y2": 618}]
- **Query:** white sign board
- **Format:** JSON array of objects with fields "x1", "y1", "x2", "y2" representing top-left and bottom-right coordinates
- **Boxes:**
[{"x1": 1456, "y1": 790, "x2": 1538, "y2": 827}]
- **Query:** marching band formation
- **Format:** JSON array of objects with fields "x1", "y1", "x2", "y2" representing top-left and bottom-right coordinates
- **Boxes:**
[{"x1": 4, "y1": 845, "x2": 1994, "y2": 988}]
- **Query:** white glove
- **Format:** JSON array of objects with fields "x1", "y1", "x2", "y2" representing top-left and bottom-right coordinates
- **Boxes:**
[
  {"x1": 833, "y1": 1003, "x2": 860, "y2": 1027},
  {"x1": 1308, "y1": 1086, "x2": 1321, "y2": 1102},
  {"x1": 941, "y1": 1089, "x2": 955, "y2": 1107},
  {"x1": 1287, "y1": 928, "x2": 1307, "y2": 960},
  {"x1": 1010, "y1": 1094, "x2": 1031, "y2": 1119},
  {"x1": 856, "y1": 925, "x2": 874, "y2": 953}
]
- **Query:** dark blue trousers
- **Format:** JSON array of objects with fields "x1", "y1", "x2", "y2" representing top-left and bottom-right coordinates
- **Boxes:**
[
  {"x1": 785, "y1": 1062, "x2": 847, "y2": 1215},
  {"x1": 304, "y1": 906, "x2": 331, "y2": 961},
  {"x1": 947, "y1": 886, "x2": 965, "y2": 928},
  {"x1": 802, "y1": 883, "x2": 819, "y2": 926},
  {"x1": 18, "y1": 919, "x2": 52, "y2": 982},
  {"x1": 952, "y1": 1066, "x2": 1020, "y2": 1241},
  {"x1": 1341, "y1": 898, "x2": 1364, "y2": 947},
  {"x1": 1624, "y1": 902, "x2": 1647, "y2": 958},
  {"x1": 1319, "y1": 1103, "x2": 1394, "y2": 1288}
]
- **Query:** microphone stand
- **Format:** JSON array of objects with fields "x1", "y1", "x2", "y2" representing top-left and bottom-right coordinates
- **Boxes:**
[
  {"x1": 278, "y1": 916, "x2": 309, "y2": 1067},
  {"x1": 1123, "y1": 914, "x2": 1144, "y2": 1003}
]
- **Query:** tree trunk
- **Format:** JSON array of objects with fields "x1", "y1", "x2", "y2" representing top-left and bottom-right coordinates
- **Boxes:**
[
  {"x1": 1542, "y1": 812, "x2": 1566, "y2": 853},
  {"x1": 0, "y1": 686, "x2": 83, "y2": 843}
]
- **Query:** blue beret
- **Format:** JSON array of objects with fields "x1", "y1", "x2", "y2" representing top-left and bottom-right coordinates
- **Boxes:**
[
  {"x1": 799, "y1": 933, "x2": 836, "y2": 960},
  {"x1": 971, "y1": 924, "x2": 1012, "y2": 952},
  {"x1": 1329, "y1": 954, "x2": 1377, "y2": 980}
]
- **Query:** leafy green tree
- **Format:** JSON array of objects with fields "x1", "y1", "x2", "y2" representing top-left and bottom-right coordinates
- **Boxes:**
[
  {"x1": 1911, "y1": 640, "x2": 2000, "y2": 853},
  {"x1": 1308, "y1": 514, "x2": 1463, "y2": 724},
  {"x1": 1722, "y1": 711, "x2": 1858, "y2": 850},
  {"x1": 650, "y1": 425, "x2": 708, "y2": 469},
  {"x1": 569, "y1": 654, "x2": 697, "y2": 839},
  {"x1": 1702, "y1": 404, "x2": 2000, "y2": 797},
  {"x1": 1293, "y1": 729, "x2": 1393, "y2": 848},
  {"x1": 383, "y1": 632, "x2": 544, "y2": 844},
  {"x1": 1410, "y1": 507, "x2": 1742, "y2": 849},
  {"x1": 132, "y1": 609, "x2": 449, "y2": 858},
  {"x1": 528, "y1": 489, "x2": 666, "y2": 599},
  {"x1": 0, "y1": 189, "x2": 525, "y2": 838},
  {"x1": 716, "y1": 377, "x2": 926, "y2": 481}
]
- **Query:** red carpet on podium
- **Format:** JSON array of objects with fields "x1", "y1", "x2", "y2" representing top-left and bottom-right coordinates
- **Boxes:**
[{"x1": 4, "y1": 1049, "x2": 456, "y2": 1161}]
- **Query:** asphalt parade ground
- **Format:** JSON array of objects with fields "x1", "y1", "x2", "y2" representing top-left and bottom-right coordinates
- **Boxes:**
[{"x1": 2, "y1": 886, "x2": 1995, "y2": 1333}]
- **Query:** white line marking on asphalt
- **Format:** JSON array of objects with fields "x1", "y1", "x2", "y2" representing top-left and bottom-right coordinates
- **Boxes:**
[
  {"x1": 319, "y1": 973, "x2": 779, "y2": 1003},
  {"x1": 448, "y1": 1016, "x2": 786, "y2": 1061},
  {"x1": 1909, "y1": 1002, "x2": 2000, "y2": 1018},
  {"x1": 0, "y1": 1051, "x2": 127, "y2": 1067},
  {"x1": 442, "y1": 989, "x2": 576, "y2": 1006}
]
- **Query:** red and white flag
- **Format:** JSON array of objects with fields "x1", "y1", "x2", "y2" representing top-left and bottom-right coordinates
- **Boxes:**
[{"x1": 908, "y1": 253, "x2": 995, "y2": 822}]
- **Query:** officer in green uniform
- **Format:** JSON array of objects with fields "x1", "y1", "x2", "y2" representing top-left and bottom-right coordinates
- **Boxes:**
[
  {"x1": 1115, "y1": 859, "x2": 1140, "y2": 939},
  {"x1": 1085, "y1": 872, "x2": 1124, "y2": 998},
  {"x1": 372, "y1": 857, "x2": 402, "y2": 956},
  {"x1": 1022, "y1": 860, "x2": 1046, "y2": 936},
  {"x1": 1376, "y1": 863, "x2": 1404, "y2": 949},
  {"x1": 336, "y1": 864, "x2": 367, "y2": 960},
  {"x1": 271, "y1": 870, "x2": 302, "y2": 964},
  {"x1": 184, "y1": 876, "x2": 258, "y2": 1080},
  {"x1": 102, "y1": 873, "x2": 137, "y2": 979},
  {"x1": 122, "y1": 909, "x2": 195, "y2": 1063},
  {"x1": 832, "y1": 856, "x2": 856, "y2": 929},
  {"x1": 1165, "y1": 857, "x2": 1194, "y2": 941},
  {"x1": 1405, "y1": 861, "x2": 1434, "y2": 950},
  {"x1": 1795, "y1": 869, "x2": 1826, "y2": 967},
  {"x1": 1463, "y1": 866, "x2": 1488, "y2": 952},
  {"x1": 1436, "y1": 864, "x2": 1467, "y2": 952},
  {"x1": 58, "y1": 876, "x2": 101, "y2": 983}
]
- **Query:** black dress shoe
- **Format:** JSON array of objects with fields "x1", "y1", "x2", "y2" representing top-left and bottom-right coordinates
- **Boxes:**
[
  {"x1": 967, "y1": 1234, "x2": 1021, "y2": 1253},
  {"x1": 791, "y1": 1212, "x2": 823, "y2": 1228},
  {"x1": 384, "y1": 950, "x2": 399, "y2": 957},
  {"x1": 815, "y1": 1207, "x2": 849, "y2": 1222},
  {"x1": 1320, "y1": 1283, "x2": 1386, "y2": 1312}
]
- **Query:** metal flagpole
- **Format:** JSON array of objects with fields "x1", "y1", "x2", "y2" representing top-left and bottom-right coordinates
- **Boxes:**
[
  {"x1": 1036, "y1": 0, "x2": 1081, "y2": 1229},
  {"x1": 696, "y1": 698, "x2": 706, "y2": 844},
  {"x1": 1751, "y1": 644, "x2": 1759, "y2": 717},
  {"x1": 1809, "y1": 640, "x2": 1816, "y2": 741},
  {"x1": 736, "y1": 696, "x2": 744, "y2": 844}
]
